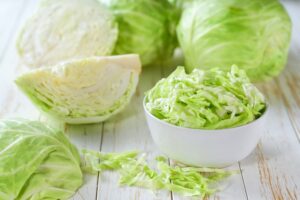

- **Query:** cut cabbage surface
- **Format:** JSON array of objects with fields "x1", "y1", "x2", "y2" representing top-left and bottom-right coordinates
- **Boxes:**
[
  {"x1": 17, "y1": 0, "x2": 118, "y2": 68},
  {"x1": 15, "y1": 55, "x2": 141, "y2": 124}
]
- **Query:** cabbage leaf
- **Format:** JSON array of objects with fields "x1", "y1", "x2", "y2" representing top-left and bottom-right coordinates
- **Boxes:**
[{"x1": 0, "y1": 119, "x2": 82, "y2": 200}]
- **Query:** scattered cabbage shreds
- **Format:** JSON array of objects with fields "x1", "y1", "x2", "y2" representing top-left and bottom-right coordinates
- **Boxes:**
[
  {"x1": 82, "y1": 149, "x2": 139, "y2": 173},
  {"x1": 82, "y1": 149, "x2": 238, "y2": 198},
  {"x1": 145, "y1": 66, "x2": 266, "y2": 129}
]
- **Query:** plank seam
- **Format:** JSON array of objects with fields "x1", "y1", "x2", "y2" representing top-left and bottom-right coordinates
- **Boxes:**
[
  {"x1": 239, "y1": 162, "x2": 249, "y2": 200},
  {"x1": 95, "y1": 122, "x2": 105, "y2": 200}
]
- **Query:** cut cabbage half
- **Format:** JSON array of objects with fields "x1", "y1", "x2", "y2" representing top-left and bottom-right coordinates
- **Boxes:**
[
  {"x1": 16, "y1": 0, "x2": 118, "y2": 68},
  {"x1": 15, "y1": 54, "x2": 141, "y2": 124}
]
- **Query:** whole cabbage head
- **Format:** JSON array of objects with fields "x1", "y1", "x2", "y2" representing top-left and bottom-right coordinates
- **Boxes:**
[
  {"x1": 15, "y1": 55, "x2": 141, "y2": 124},
  {"x1": 0, "y1": 119, "x2": 82, "y2": 200},
  {"x1": 17, "y1": 0, "x2": 118, "y2": 68},
  {"x1": 177, "y1": 0, "x2": 291, "y2": 81},
  {"x1": 102, "y1": 0, "x2": 179, "y2": 66}
]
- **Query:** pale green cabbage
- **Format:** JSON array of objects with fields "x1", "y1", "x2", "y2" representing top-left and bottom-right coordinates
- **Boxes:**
[
  {"x1": 17, "y1": 0, "x2": 118, "y2": 68},
  {"x1": 101, "y1": 0, "x2": 179, "y2": 66},
  {"x1": 177, "y1": 0, "x2": 291, "y2": 81},
  {"x1": 83, "y1": 149, "x2": 237, "y2": 197},
  {"x1": 15, "y1": 55, "x2": 141, "y2": 124},
  {"x1": 145, "y1": 66, "x2": 266, "y2": 129},
  {"x1": 0, "y1": 119, "x2": 82, "y2": 200}
]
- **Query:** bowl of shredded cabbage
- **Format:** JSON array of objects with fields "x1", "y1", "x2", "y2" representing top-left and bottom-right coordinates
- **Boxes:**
[{"x1": 144, "y1": 66, "x2": 268, "y2": 167}]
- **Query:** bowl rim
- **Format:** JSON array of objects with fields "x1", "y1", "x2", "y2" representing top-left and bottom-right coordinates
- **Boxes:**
[{"x1": 143, "y1": 96, "x2": 268, "y2": 133}]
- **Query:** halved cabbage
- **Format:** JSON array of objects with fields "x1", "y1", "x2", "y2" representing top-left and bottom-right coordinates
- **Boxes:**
[
  {"x1": 17, "y1": 0, "x2": 118, "y2": 68},
  {"x1": 15, "y1": 54, "x2": 141, "y2": 124}
]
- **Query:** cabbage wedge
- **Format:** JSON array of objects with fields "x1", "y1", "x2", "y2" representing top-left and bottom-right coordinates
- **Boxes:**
[
  {"x1": 15, "y1": 55, "x2": 141, "y2": 124},
  {"x1": 17, "y1": 0, "x2": 118, "y2": 68}
]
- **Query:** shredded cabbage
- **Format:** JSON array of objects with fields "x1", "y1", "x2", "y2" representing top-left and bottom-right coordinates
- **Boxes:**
[
  {"x1": 145, "y1": 66, "x2": 266, "y2": 129},
  {"x1": 82, "y1": 149, "x2": 237, "y2": 197}
]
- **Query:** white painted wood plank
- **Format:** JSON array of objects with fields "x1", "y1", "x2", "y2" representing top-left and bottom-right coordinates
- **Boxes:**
[
  {"x1": 239, "y1": 82, "x2": 300, "y2": 200},
  {"x1": 275, "y1": 1, "x2": 300, "y2": 141},
  {"x1": 0, "y1": 0, "x2": 24, "y2": 60},
  {"x1": 67, "y1": 124, "x2": 103, "y2": 200},
  {"x1": 0, "y1": 0, "x2": 40, "y2": 120},
  {"x1": 97, "y1": 65, "x2": 172, "y2": 200}
]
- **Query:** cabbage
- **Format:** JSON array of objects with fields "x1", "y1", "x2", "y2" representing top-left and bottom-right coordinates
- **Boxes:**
[
  {"x1": 83, "y1": 149, "x2": 237, "y2": 197},
  {"x1": 177, "y1": 0, "x2": 291, "y2": 81},
  {"x1": 15, "y1": 55, "x2": 141, "y2": 124},
  {"x1": 101, "y1": 0, "x2": 179, "y2": 66},
  {"x1": 0, "y1": 119, "x2": 82, "y2": 200},
  {"x1": 145, "y1": 66, "x2": 266, "y2": 129},
  {"x1": 16, "y1": 0, "x2": 118, "y2": 68}
]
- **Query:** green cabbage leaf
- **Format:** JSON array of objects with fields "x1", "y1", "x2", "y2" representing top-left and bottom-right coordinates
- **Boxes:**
[
  {"x1": 145, "y1": 66, "x2": 266, "y2": 129},
  {"x1": 0, "y1": 119, "x2": 82, "y2": 200}
]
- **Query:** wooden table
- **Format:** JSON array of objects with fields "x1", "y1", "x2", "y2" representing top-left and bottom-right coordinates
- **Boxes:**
[{"x1": 0, "y1": 0, "x2": 299, "y2": 199}]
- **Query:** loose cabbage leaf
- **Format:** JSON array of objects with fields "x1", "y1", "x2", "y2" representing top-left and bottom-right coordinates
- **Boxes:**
[
  {"x1": 17, "y1": 0, "x2": 118, "y2": 68},
  {"x1": 177, "y1": 0, "x2": 291, "y2": 81},
  {"x1": 15, "y1": 55, "x2": 141, "y2": 124},
  {"x1": 145, "y1": 66, "x2": 266, "y2": 129},
  {"x1": 101, "y1": 0, "x2": 179, "y2": 66},
  {"x1": 82, "y1": 149, "x2": 237, "y2": 198},
  {"x1": 0, "y1": 119, "x2": 82, "y2": 200}
]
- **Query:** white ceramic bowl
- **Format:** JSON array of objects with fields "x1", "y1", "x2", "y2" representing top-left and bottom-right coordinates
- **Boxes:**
[{"x1": 143, "y1": 99, "x2": 268, "y2": 168}]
